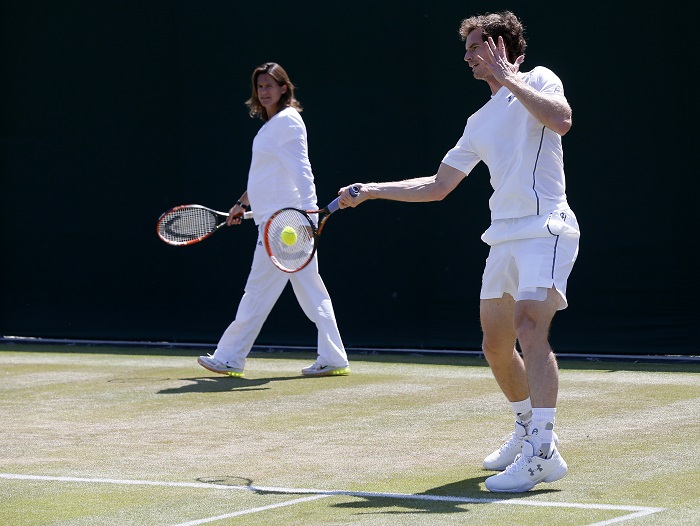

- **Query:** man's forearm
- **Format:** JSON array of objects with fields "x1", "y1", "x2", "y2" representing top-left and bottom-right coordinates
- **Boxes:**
[
  {"x1": 363, "y1": 176, "x2": 444, "y2": 202},
  {"x1": 503, "y1": 78, "x2": 572, "y2": 135}
]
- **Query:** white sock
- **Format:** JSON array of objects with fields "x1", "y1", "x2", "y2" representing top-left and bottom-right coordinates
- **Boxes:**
[
  {"x1": 531, "y1": 408, "x2": 556, "y2": 458},
  {"x1": 508, "y1": 398, "x2": 533, "y2": 439},
  {"x1": 510, "y1": 398, "x2": 533, "y2": 424}
]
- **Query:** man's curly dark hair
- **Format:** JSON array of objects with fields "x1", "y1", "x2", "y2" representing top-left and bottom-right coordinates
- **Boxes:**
[{"x1": 459, "y1": 11, "x2": 527, "y2": 63}]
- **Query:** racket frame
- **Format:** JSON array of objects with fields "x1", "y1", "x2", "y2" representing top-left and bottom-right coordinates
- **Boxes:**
[
  {"x1": 157, "y1": 204, "x2": 252, "y2": 246},
  {"x1": 263, "y1": 207, "x2": 323, "y2": 273},
  {"x1": 263, "y1": 188, "x2": 357, "y2": 273}
]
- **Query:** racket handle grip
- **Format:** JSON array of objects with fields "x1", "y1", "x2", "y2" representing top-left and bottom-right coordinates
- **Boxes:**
[
  {"x1": 327, "y1": 185, "x2": 360, "y2": 214},
  {"x1": 243, "y1": 211, "x2": 253, "y2": 220}
]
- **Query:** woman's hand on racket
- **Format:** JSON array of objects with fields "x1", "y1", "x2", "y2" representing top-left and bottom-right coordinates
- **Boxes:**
[
  {"x1": 227, "y1": 202, "x2": 247, "y2": 226},
  {"x1": 338, "y1": 184, "x2": 367, "y2": 208}
]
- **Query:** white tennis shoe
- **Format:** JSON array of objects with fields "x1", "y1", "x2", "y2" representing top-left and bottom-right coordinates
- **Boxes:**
[
  {"x1": 301, "y1": 361, "x2": 350, "y2": 377},
  {"x1": 483, "y1": 422, "x2": 559, "y2": 471},
  {"x1": 197, "y1": 356, "x2": 244, "y2": 377},
  {"x1": 484, "y1": 440, "x2": 568, "y2": 493}
]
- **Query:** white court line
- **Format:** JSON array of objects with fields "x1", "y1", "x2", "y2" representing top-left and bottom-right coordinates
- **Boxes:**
[
  {"x1": 170, "y1": 494, "x2": 331, "y2": 526},
  {"x1": 0, "y1": 473, "x2": 665, "y2": 525}
]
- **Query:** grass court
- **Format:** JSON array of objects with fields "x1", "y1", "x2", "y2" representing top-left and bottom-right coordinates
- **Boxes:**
[{"x1": 1, "y1": 343, "x2": 698, "y2": 525}]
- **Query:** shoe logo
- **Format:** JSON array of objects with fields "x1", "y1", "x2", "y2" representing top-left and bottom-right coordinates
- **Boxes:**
[
  {"x1": 531, "y1": 427, "x2": 539, "y2": 435},
  {"x1": 528, "y1": 464, "x2": 543, "y2": 476}
]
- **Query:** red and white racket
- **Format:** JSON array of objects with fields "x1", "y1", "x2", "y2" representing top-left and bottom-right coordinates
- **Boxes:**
[
  {"x1": 156, "y1": 204, "x2": 252, "y2": 246},
  {"x1": 263, "y1": 186, "x2": 359, "y2": 273},
  {"x1": 157, "y1": 186, "x2": 358, "y2": 272}
]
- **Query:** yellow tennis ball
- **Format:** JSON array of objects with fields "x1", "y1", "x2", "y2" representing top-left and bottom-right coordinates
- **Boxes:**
[{"x1": 281, "y1": 226, "x2": 297, "y2": 246}]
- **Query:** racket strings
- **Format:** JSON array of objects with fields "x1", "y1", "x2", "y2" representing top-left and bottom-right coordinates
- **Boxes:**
[
  {"x1": 159, "y1": 207, "x2": 218, "y2": 243},
  {"x1": 265, "y1": 209, "x2": 315, "y2": 271}
]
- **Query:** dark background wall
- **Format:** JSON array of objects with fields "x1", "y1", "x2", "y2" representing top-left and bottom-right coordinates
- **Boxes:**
[{"x1": 2, "y1": 1, "x2": 696, "y2": 355}]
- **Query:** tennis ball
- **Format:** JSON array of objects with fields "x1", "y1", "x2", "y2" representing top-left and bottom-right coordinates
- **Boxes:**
[{"x1": 281, "y1": 226, "x2": 297, "y2": 246}]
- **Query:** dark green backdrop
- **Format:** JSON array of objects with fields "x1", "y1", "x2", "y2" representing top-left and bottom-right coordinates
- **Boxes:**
[{"x1": 2, "y1": 1, "x2": 696, "y2": 355}]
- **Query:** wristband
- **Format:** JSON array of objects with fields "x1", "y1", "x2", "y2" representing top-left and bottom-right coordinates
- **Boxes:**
[{"x1": 236, "y1": 200, "x2": 250, "y2": 210}]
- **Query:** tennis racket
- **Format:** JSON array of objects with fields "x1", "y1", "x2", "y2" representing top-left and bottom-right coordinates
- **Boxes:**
[
  {"x1": 264, "y1": 186, "x2": 358, "y2": 273},
  {"x1": 157, "y1": 204, "x2": 253, "y2": 246}
]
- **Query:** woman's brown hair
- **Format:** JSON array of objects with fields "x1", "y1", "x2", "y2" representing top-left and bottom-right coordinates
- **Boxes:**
[{"x1": 245, "y1": 62, "x2": 302, "y2": 122}]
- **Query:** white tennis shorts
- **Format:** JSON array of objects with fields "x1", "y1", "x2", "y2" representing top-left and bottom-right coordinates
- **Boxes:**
[{"x1": 480, "y1": 209, "x2": 580, "y2": 310}]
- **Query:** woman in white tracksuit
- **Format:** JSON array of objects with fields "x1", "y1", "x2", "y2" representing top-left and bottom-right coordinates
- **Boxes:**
[{"x1": 197, "y1": 62, "x2": 349, "y2": 378}]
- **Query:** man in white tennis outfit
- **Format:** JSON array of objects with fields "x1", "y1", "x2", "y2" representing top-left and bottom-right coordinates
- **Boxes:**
[
  {"x1": 198, "y1": 63, "x2": 349, "y2": 378},
  {"x1": 339, "y1": 11, "x2": 579, "y2": 492}
]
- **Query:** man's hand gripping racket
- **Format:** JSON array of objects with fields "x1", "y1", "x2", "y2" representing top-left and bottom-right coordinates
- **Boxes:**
[{"x1": 263, "y1": 186, "x2": 359, "y2": 273}]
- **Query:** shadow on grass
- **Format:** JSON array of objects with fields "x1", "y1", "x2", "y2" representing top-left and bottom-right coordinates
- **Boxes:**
[
  {"x1": 195, "y1": 475, "x2": 561, "y2": 516},
  {"x1": 329, "y1": 477, "x2": 561, "y2": 516},
  {"x1": 156, "y1": 375, "x2": 304, "y2": 394}
]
